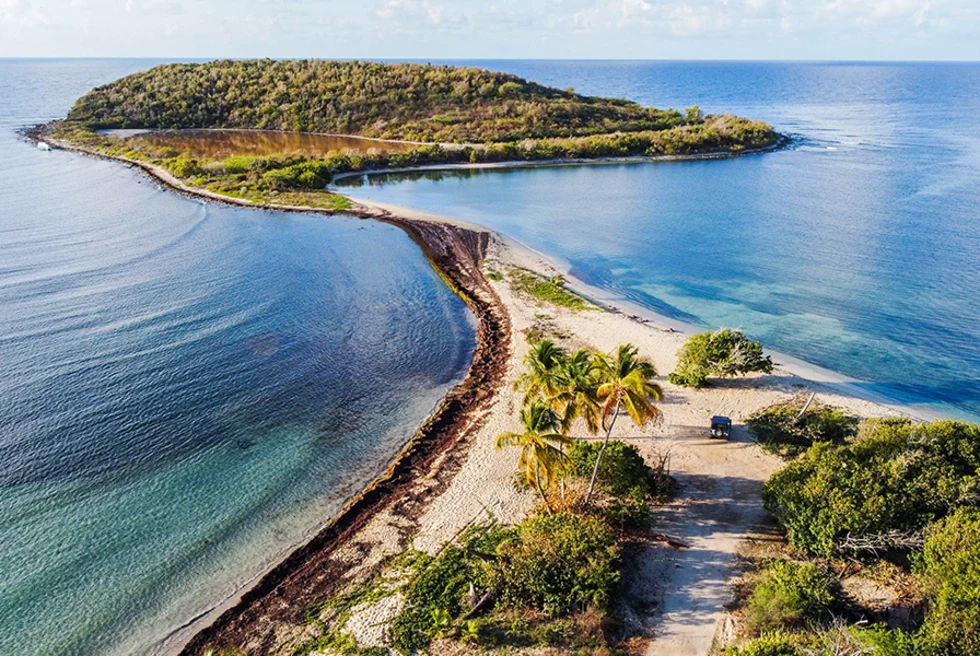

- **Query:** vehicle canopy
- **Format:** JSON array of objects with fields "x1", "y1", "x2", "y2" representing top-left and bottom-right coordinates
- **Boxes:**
[{"x1": 711, "y1": 415, "x2": 732, "y2": 428}]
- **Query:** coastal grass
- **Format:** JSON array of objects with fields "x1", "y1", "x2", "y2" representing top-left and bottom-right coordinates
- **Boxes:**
[{"x1": 507, "y1": 267, "x2": 594, "y2": 311}]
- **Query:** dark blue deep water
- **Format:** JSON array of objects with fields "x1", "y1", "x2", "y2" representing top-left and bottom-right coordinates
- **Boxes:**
[
  {"x1": 345, "y1": 60, "x2": 980, "y2": 422},
  {"x1": 0, "y1": 60, "x2": 475, "y2": 655}
]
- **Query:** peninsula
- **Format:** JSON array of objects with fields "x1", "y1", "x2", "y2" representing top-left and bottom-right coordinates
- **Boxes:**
[{"x1": 32, "y1": 61, "x2": 976, "y2": 656}]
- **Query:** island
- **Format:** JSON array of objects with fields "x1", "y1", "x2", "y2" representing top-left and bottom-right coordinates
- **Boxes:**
[
  {"x1": 39, "y1": 59, "x2": 779, "y2": 209},
  {"x1": 30, "y1": 61, "x2": 978, "y2": 656}
]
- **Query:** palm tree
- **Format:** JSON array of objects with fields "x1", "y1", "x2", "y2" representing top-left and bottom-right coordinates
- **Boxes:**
[
  {"x1": 515, "y1": 339, "x2": 567, "y2": 405},
  {"x1": 495, "y1": 400, "x2": 572, "y2": 513},
  {"x1": 585, "y1": 344, "x2": 664, "y2": 504},
  {"x1": 552, "y1": 348, "x2": 602, "y2": 436}
]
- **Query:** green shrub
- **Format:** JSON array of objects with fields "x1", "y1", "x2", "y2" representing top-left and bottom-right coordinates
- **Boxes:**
[
  {"x1": 915, "y1": 508, "x2": 980, "y2": 655},
  {"x1": 748, "y1": 395, "x2": 859, "y2": 457},
  {"x1": 261, "y1": 159, "x2": 332, "y2": 189},
  {"x1": 493, "y1": 512, "x2": 620, "y2": 616},
  {"x1": 389, "y1": 525, "x2": 512, "y2": 654},
  {"x1": 852, "y1": 625, "x2": 920, "y2": 656},
  {"x1": 603, "y1": 485, "x2": 654, "y2": 531},
  {"x1": 745, "y1": 560, "x2": 839, "y2": 633},
  {"x1": 566, "y1": 440, "x2": 669, "y2": 529},
  {"x1": 170, "y1": 151, "x2": 201, "y2": 178},
  {"x1": 727, "y1": 632, "x2": 801, "y2": 656},
  {"x1": 568, "y1": 440, "x2": 654, "y2": 497},
  {"x1": 221, "y1": 155, "x2": 254, "y2": 173},
  {"x1": 668, "y1": 329, "x2": 772, "y2": 388},
  {"x1": 507, "y1": 267, "x2": 593, "y2": 310},
  {"x1": 763, "y1": 419, "x2": 980, "y2": 556}
]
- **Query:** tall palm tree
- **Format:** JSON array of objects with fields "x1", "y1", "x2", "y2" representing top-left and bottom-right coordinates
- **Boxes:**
[
  {"x1": 552, "y1": 348, "x2": 602, "y2": 436},
  {"x1": 585, "y1": 344, "x2": 664, "y2": 504},
  {"x1": 495, "y1": 400, "x2": 572, "y2": 513},
  {"x1": 515, "y1": 339, "x2": 567, "y2": 405}
]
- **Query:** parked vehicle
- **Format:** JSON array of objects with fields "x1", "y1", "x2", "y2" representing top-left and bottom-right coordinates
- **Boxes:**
[{"x1": 710, "y1": 415, "x2": 732, "y2": 440}]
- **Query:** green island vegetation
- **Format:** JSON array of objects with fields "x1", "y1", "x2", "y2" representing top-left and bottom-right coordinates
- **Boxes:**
[
  {"x1": 724, "y1": 411, "x2": 980, "y2": 655},
  {"x1": 48, "y1": 60, "x2": 778, "y2": 210},
  {"x1": 668, "y1": 328, "x2": 774, "y2": 388},
  {"x1": 285, "y1": 339, "x2": 671, "y2": 655}
]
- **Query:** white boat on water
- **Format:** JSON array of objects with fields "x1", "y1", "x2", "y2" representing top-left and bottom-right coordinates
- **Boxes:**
[{"x1": 37, "y1": 142, "x2": 51, "y2": 151}]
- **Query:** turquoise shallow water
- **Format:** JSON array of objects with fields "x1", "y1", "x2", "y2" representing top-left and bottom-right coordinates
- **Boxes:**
[
  {"x1": 0, "y1": 60, "x2": 475, "y2": 655},
  {"x1": 342, "y1": 60, "x2": 980, "y2": 422}
]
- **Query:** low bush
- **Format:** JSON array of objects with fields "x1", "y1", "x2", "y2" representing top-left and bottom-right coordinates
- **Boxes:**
[
  {"x1": 389, "y1": 513, "x2": 620, "y2": 654},
  {"x1": 507, "y1": 267, "x2": 593, "y2": 311},
  {"x1": 727, "y1": 632, "x2": 801, "y2": 656},
  {"x1": 852, "y1": 625, "x2": 920, "y2": 656},
  {"x1": 493, "y1": 512, "x2": 620, "y2": 616},
  {"x1": 745, "y1": 560, "x2": 840, "y2": 633},
  {"x1": 668, "y1": 329, "x2": 772, "y2": 388},
  {"x1": 568, "y1": 440, "x2": 655, "y2": 497},
  {"x1": 748, "y1": 395, "x2": 859, "y2": 457},
  {"x1": 169, "y1": 151, "x2": 202, "y2": 178},
  {"x1": 915, "y1": 508, "x2": 980, "y2": 655},
  {"x1": 389, "y1": 525, "x2": 512, "y2": 654},
  {"x1": 762, "y1": 419, "x2": 980, "y2": 557},
  {"x1": 221, "y1": 155, "x2": 255, "y2": 174}
]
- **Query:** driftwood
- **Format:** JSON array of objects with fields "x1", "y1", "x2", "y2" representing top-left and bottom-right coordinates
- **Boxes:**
[
  {"x1": 794, "y1": 391, "x2": 817, "y2": 424},
  {"x1": 837, "y1": 530, "x2": 925, "y2": 554}
]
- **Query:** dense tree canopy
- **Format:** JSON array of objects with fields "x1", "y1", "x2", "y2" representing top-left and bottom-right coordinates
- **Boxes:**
[
  {"x1": 64, "y1": 59, "x2": 776, "y2": 146},
  {"x1": 762, "y1": 419, "x2": 980, "y2": 557}
]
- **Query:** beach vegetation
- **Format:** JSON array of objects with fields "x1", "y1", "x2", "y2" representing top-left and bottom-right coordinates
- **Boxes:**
[
  {"x1": 507, "y1": 267, "x2": 594, "y2": 311},
  {"x1": 915, "y1": 508, "x2": 980, "y2": 655},
  {"x1": 169, "y1": 151, "x2": 202, "y2": 178},
  {"x1": 494, "y1": 401, "x2": 573, "y2": 513},
  {"x1": 762, "y1": 418, "x2": 980, "y2": 557},
  {"x1": 744, "y1": 560, "x2": 841, "y2": 633},
  {"x1": 386, "y1": 514, "x2": 619, "y2": 655},
  {"x1": 513, "y1": 340, "x2": 665, "y2": 508},
  {"x1": 669, "y1": 328, "x2": 773, "y2": 388},
  {"x1": 584, "y1": 344, "x2": 664, "y2": 503},
  {"x1": 724, "y1": 414, "x2": 980, "y2": 655},
  {"x1": 726, "y1": 632, "x2": 802, "y2": 656},
  {"x1": 748, "y1": 394, "x2": 860, "y2": 457},
  {"x1": 568, "y1": 439, "x2": 655, "y2": 498}
]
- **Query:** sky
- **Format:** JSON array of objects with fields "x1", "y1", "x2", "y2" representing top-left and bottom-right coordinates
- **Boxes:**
[{"x1": 1, "y1": 0, "x2": 978, "y2": 61}]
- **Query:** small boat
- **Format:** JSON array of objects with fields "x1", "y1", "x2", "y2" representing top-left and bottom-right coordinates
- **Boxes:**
[{"x1": 37, "y1": 142, "x2": 51, "y2": 152}]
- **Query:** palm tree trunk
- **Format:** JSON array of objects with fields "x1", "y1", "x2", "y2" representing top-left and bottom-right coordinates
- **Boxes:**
[
  {"x1": 585, "y1": 399, "x2": 621, "y2": 504},
  {"x1": 559, "y1": 444, "x2": 566, "y2": 500},
  {"x1": 535, "y1": 467, "x2": 554, "y2": 515}
]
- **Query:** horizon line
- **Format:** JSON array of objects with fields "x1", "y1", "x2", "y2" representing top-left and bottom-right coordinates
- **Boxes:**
[{"x1": 2, "y1": 56, "x2": 979, "y2": 64}]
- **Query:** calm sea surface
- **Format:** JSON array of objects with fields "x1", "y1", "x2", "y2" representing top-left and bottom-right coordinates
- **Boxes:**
[
  {"x1": 0, "y1": 59, "x2": 474, "y2": 655},
  {"x1": 345, "y1": 60, "x2": 980, "y2": 422}
]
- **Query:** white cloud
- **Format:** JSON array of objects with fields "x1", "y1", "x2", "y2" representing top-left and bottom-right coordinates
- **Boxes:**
[{"x1": 0, "y1": 0, "x2": 977, "y2": 58}]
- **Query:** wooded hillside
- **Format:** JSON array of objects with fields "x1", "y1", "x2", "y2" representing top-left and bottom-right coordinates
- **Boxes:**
[{"x1": 65, "y1": 59, "x2": 767, "y2": 144}]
